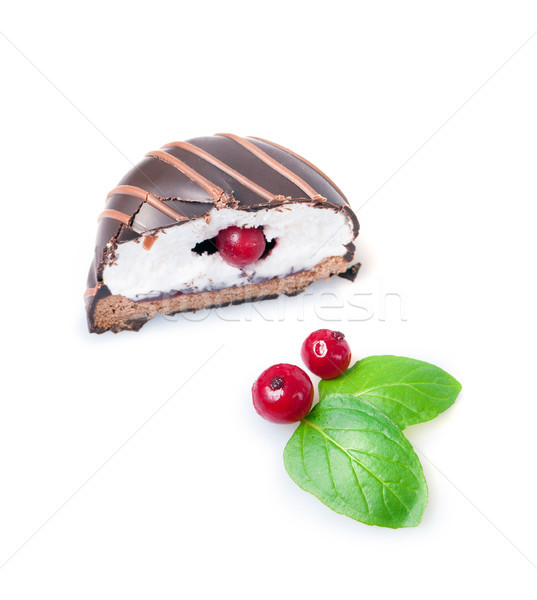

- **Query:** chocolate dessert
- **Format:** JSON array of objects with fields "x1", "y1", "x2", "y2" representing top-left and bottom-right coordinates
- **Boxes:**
[{"x1": 85, "y1": 134, "x2": 359, "y2": 333}]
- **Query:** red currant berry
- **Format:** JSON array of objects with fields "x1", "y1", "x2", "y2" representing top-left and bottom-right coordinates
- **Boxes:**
[
  {"x1": 215, "y1": 226, "x2": 266, "y2": 268},
  {"x1": 252, "y1": 364, "x2": 314, "y2": 423},
  {"x1": 301, "y1": 329, "x2": 352, "y2": 380}
]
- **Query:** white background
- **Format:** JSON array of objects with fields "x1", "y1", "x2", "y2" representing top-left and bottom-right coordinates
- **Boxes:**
[{"x1": 1, "y1": 1, "x2": 536, "y2": 598}]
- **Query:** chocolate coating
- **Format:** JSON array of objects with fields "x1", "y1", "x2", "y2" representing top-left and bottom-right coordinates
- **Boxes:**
[{"x1": 86, "y1": 134, "x2": 359, "y2": 331}]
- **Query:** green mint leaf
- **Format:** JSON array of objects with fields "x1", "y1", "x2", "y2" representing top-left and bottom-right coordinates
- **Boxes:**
[
  {"x1": 283, "y1": 394, "x2": 428, "y2": 528},
  {"x1": 318, "y1": 355, "x2": 461, "y2": 429}
]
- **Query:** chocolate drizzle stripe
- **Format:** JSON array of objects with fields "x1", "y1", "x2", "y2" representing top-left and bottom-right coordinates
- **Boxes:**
[
  {"x1": 146, "y1": 150, "x2": 224, "y2": 202},
  {"x1": 250, "y1": 136, "x2": 348, "y2": 202},
  {"x1": 106, "y1": 185, "x2": 148, "y2": 201},
  {"x1": 146, "y1": 193, "x2": 188, "y2": 222},
  {"x1": 98, "y1": 209, "x2": 131, "y2": 224},
  {"x1": 163, "y1": 141, "x2": 276, "y2": 202},
  {"x1": 216, "y1": 133, "x2": 324, "y2": 201},
  {"x1": 84, "y1": 285, "x2": 99, "y2": 299},
  {"x1": 106, "y1": 184, "x2": 186, "y2": 222}
]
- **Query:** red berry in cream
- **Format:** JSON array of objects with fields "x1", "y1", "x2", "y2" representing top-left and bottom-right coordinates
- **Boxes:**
[
  {"x1": 252, "y1": 364, "x2": 314, "y2": 423},
  {"x1": 215, "y1": 226, "x2": 266, "y2": 267},
  {"x1": 301, "y1": 329, "x2": 351, "y2": 380}
]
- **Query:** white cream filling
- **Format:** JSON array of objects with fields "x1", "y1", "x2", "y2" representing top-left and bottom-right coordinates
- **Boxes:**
[{"x1": 103, "y1": 204, "x2": 354, "y2": 300}]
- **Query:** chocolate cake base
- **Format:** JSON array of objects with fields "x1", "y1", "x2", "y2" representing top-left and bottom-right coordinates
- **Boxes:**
[{"x1": 92, "y1": 256, "x2": 348, "y2": 333}]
